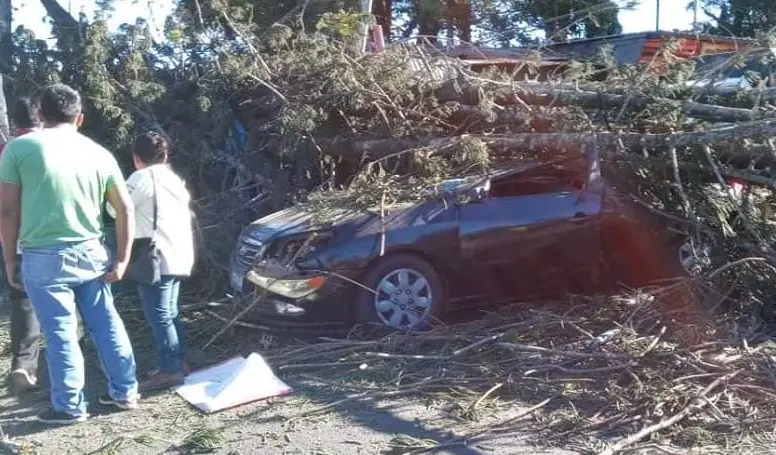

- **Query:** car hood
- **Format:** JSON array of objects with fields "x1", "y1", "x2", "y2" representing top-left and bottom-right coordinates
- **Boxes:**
[{"x1": 248, "y1": 203, "x2": 419, "y2": 238}]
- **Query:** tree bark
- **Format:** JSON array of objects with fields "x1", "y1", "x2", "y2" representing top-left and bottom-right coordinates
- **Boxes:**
[
  {"x1": 40, "y1": 0, "x2": 80, "y2": 31},
  {"x1": 373, "y1": 0, "x2": 392, "y2": 41},
  {"x1": 693, "y1": 86, "x2": 776, "y2": 107},
  {"x1": 336, "y1": 117, "x2": 776, "y2": 161},
  {"x1": 434, "y1": 80, "x2": 765, "y2": 123}
]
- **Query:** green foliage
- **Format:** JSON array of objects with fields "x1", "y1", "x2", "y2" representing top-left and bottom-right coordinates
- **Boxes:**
[
  {"x1": 316, "y1": 10, "x2": 371, "y2": 44},
  {"x1": 178, "y1": 0, "x2": 362, "y2": 39},
  {"x1": 174, "y1": 0, "x2": 624, "y2": 46},
  {"x1": 305, "y1": 136, "x2": 493, "y2": 218},
  {"x1": 517, "y1": 0, "x2": 624, "y2": 41},
  {"x1": 699, "y1": 0, "x2": 776, "y2": 38},
  {"x1": 181, "y1": 427, "x2": 225, "y2": 453}
]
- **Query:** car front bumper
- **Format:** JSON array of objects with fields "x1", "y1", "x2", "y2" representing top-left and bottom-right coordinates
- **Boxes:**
[{"x1": 228, "y1": 263, "x2": 362, "y2": 333}]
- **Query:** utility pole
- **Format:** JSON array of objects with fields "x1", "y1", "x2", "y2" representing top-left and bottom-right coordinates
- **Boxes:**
[
  {"x1": 655, "y1": 0, "x2": 660, "y2": 31},
  {"x1": 0, "y1": 0, "x2": 12, "y2": 142},
  {"x1": 360, "y1": 0, "x2": 373, "y2": 52},
  {"x1": 693, "y1": 0, "x2": 699, "y2": 30}
]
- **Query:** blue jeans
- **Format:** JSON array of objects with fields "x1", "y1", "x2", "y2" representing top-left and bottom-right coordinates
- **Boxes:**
[
  {"x1": 138, "y1": 276, "x2": 186, "y2": 374},
  {"x1": 22, "y1": 238, "x2": 138, "y2": 416}
]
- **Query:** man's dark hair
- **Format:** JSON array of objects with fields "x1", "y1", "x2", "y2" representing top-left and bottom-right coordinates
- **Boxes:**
[
  {"x1": 11, "y1": 97, "x2": 41, "y2": 129},
  {"x1": 39, "y1": 83, "x2": 82, "y2": 125},
  {"x1": 133, "y1": 132, "x2": 169, "y2": 165}
]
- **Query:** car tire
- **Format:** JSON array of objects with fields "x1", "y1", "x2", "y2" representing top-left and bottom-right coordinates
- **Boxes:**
[
  {"x1": 353, "y1": 253, "x2": 446, "y2": 331},
  {"x1": 677, "y1": 235, "x2": 712, "y2": 276}
]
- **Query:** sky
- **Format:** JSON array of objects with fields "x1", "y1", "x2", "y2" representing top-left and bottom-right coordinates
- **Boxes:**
[
  {"x1": 619, "y1": 1, "x2": 697, "y2": 34},
  {"x1": 12, "y1": 0, "x2": 173, "y2": 41},
  {"x1": 12, "y1": 0, "x2": 697, "y2": 42}
]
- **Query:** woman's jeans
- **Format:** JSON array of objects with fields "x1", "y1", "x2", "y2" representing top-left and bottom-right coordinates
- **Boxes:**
[
  {"x1": 138, "y1": 276, "x2": 186, "y2": 374},
  {"x1": 21, "y1": 238, "x2": 138, "y2": 415}
]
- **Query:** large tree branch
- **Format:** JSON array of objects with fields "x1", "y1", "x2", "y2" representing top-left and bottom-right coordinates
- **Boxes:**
[
  {"x1": 433, "y1": 80, "x2": 766, "y2": 123},
  {"x1": 692, "y1": 86, "x2": 776, "y2": 106},
  {"x1": 335, "y1": 118, "x2": 776, "y2": 161},
  {"x1": 39, "y1": 0, "x2": 79, "y2": 33}
]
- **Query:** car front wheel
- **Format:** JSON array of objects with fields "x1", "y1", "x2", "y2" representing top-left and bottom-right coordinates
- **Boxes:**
[
  {"x1": 354, "y1": 254, "x2": 446, "y2": 331},
  {"x1": 678, "y1": 237, "x2": 712, "y2": 275}
]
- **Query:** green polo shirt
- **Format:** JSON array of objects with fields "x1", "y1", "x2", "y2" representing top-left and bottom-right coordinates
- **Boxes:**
[{"x1": 0, "y1": 127, "x2": 124, "y2": 248}]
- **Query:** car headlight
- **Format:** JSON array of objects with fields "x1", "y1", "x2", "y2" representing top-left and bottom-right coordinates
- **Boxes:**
[{"x1": 245, "y1": 271, "x2": 326, "y2": 299}]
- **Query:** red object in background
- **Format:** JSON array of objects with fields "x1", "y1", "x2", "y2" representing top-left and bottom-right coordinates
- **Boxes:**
[
  {"x1": 369, "y1": 24, "x2": 385, "y2": 53},
  {"x1": 728, "y1": 177, "x2": 746, "y2": 193}
]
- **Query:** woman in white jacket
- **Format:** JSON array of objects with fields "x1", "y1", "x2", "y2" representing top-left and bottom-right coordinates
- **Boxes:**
[{"x1": 119, "y1": 132, "x2": 195, "y2": 391}]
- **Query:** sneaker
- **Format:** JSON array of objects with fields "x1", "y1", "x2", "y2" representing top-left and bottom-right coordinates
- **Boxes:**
[
  {"x1": 98, "y1": 394, "x2": 140, "y2": 410},
  {"x1": 8, "y1": 368, "x2": 37, "y2": 394},
  {"x1": 139, "y1": 371, "x2": 184, "y2": 392},
  {"x1": 37, "y1": 408, "x2": 88, "y2": 425}
]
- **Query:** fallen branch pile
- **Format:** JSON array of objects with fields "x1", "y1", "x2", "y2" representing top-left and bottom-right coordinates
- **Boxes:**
[
  {"x1": 145, "y1": 23, "x2": 776, "y2": 455},
  {"x1": 264, "y1": 288, "x2": 776, "y2": 454},
  {"x1": 171, "y1": 34, "x2": 776, "y2": 300}
]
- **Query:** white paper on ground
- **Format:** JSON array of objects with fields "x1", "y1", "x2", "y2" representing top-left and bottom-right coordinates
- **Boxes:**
[{"x1": 175, "y1": 352, "x2": 293, "y2": 413}]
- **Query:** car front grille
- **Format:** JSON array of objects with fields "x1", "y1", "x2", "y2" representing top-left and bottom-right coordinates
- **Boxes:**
[
  {"x1": 235, "y1": 236, "x2": 266, "y2": 268},
  {"x1": 230, "y1": 226, "x2": 276, "y2": 293}
]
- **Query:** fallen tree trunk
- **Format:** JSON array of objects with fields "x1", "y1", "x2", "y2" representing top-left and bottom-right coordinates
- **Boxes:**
[
  {"x1": 693, "y1": 86, "x2": 776, "y2": 107},
  {"x1": 520, "y1": 83, "x2": 776, "y2": 110},
  {"x1": 433, "y1": 80, "x2": 766, "y2": 123},
  {"x1": 335, "y1": 117, "x2": 776, "y2": 161}
]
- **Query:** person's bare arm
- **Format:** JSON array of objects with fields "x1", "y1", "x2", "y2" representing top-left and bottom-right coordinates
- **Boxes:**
[
  {"x1": 0, "y1": 182, "x2": 22, "y2": 288},
  {"x1": 104, "y1": 180, "x2": 135, "y2": 282},
  {"x1": 0, "y1": 182, "x2": 20, "y2": 259}
]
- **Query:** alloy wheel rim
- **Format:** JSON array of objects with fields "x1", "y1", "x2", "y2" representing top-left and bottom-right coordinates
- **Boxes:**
[
  {"x1": 678, "y1": 240, "x2": 711, "y2": 274},
  {"x1": 374, "y1": 268, "x2": 433, "y2": 329}
]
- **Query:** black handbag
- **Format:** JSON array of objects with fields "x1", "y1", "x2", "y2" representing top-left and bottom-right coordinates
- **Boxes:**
[{"x1": 126, "y1": 169, "x2": 162, "y2": 285}]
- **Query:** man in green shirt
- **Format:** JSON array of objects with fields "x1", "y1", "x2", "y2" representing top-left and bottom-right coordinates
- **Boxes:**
[{"x1": 0, "y1": 83, "x2": 139, "y2": 424}]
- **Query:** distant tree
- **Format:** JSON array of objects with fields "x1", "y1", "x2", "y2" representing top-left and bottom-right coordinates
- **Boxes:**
[
  {"x1": 699, "y1": 0, "x2": 776, "y2": 37},
  {"x1": 519, "y1": 0, "x2": 623, "y2": 42},
  {"x1": 174, "y1": 0, "x2": 621, "y2": 46}
]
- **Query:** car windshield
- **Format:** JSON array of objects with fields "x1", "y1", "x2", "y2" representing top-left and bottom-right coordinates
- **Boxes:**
[
  {"x1": 436, "y1": 178, "x2": 472, "y2": 193},
  {"x1": 428, "y1": 176, "x2": 491, "y2": 197},
  {"x1": 424, "y1": 162, "x2": 542, "y2": 201}
]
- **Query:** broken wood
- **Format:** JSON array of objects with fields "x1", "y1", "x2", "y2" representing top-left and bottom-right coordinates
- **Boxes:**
[
  {"x1": 599, "y1": 371, "x2": 741, "y2": 455},
  {"x1": 334, "y1": 117, "x2": 776, "y2": 161}
]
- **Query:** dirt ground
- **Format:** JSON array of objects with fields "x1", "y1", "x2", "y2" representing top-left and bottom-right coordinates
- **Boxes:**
[{"x1": 0, "y1": 296, "x2": 576, "y2": 455}]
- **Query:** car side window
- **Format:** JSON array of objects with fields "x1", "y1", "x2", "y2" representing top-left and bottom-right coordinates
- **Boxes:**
[{"x1": 489, "y1": 164, "x2": 586, "y2": 198}]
